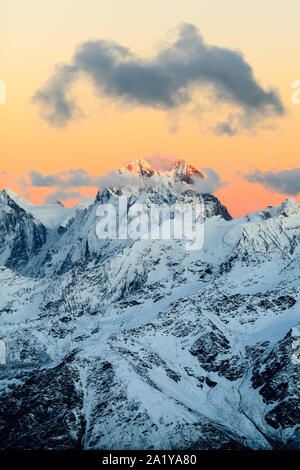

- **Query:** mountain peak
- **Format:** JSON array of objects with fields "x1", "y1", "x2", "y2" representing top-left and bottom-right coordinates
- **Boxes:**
[
  {"x1": 279, "y1": 198, "x2": 300, "y2": 216},
  {"x1": 120, "y1": 157, "x2": 204, "y2": 183},
  {"x1": 0, "y1": 188, "x2": 27, "y2": 206},
  {"x1": 169, "y1": 159, "x2": 204, "y2": 183},
  {"x1": 122, "y1": 158, "x2": 155, "y2": 177}
]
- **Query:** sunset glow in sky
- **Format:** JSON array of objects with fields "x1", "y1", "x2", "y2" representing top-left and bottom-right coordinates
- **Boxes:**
[{"x1": 1, "y1": 0, "x2": 300, "y2": 217}]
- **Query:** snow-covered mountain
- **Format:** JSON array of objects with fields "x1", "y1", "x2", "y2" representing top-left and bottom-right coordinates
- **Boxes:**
[
  {"x1": 0, "y1": 159, "x2": 299, "y2": 450},
  {"x1": 0, "y1": 160, "x2": 230, "y2": 277}
]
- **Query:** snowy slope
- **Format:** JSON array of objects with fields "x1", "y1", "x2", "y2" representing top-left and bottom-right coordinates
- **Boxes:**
[
  {"x1": 0, "y1": 190, "x2": 94, "y2": 276},
  {"x1": 3, "y1": 189, "x2": 94, "y2": 229},
  {"x1": 3, "y1": 189, "x2": 71, "y2": 229}
]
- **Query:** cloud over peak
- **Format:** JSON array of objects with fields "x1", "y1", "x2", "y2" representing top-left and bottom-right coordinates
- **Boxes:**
[{"x1": 32, "y1": 24, "x2": 284, "y2": 134}]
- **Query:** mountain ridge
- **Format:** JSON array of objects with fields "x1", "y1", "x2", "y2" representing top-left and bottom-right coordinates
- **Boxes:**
[{"x1": 0, "y1": 159, "x2": 232, "y2": 277}]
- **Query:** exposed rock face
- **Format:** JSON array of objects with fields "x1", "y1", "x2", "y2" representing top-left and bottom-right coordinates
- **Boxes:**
[
  {"x1": 0, "y1": 352, "x2": 85, "y2": 450},
  {"x1": 201, "y1": 193, "x2": 231, "y2": 221},
  {"x1": 0, "y1": 190, "x2": 47, "y2": 274},
  {"x1": 168, "y1": 159, "x2": 204, "y2": 183},
  {"x1": 123, "y1": 158, "x2": 156, "y2": 177},
  {"x1": 251, "y1": 331, "x2": 300, "y2": 432},
  {"x1": 0, "y1": 163, "x2": 299, "y2": 450}
]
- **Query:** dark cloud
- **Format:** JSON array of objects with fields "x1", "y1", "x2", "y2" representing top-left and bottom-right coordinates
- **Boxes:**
[
  {"x1": 32, "y1": 24, "x2": 284, "y2": 133},
  {"x1": 32, "y1": 65, "x2": 81, "y2": 127},
  {"x1": 213, "y1": 120, "x2": 237, "y2": 137},
  {"x1": 243, "y1": 168, "x2": 300, "y2": 195},
  {"x1": 29, "y1": 170, "x2": 62, "y2": 187},
  {"x1": 28, "y1": 169, "x2": 101, "y2": 188},
  {"x1": 22, "y1": 169, "x2": 101, "y2": 203},
  {"x1": 19, "y1": 169, "x2": 100, "y2": 203},
  {"x1": 62, "y1": 169, "x2": 99, "y2": 187},
  {"x1": 197, "y1": 167, "x2": 226, "y2": 193}
]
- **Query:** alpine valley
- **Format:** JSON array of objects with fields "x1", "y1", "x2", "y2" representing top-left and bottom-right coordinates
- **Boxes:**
[{"x1": 0, "y1": 159, "x2": 299, "y2": 450}]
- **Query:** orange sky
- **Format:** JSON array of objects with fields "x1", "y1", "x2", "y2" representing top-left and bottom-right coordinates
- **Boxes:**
[{"x1": 1, "y1": 0, "x2": 300, "y2": 217}]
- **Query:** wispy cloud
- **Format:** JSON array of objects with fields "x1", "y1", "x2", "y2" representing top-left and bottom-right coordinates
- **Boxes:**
[
  {"x1": 99, "y1": 165, "x2": 226, "y2": 194},
  {"x1": 5, "y1": 160, "x2": 226, "y2": 203},
  {"x1": 145, "y1": 154, "x2": 176, "y2": 171},
  {"x1": 243, "y1": 167, "x2": 300, "y2": 195},
  {"x1": 28, "y1": 169, "x2": 102, "y2": 188},
  {"x1": 32, "y1": 24, "x2": 284, "y2": 134},
  {"x1": 19, "y1": 169, "x2": 103, "y2": 203},
  {"x1": 44, "y1": 189, "x2": 82, "y2": 204}
]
